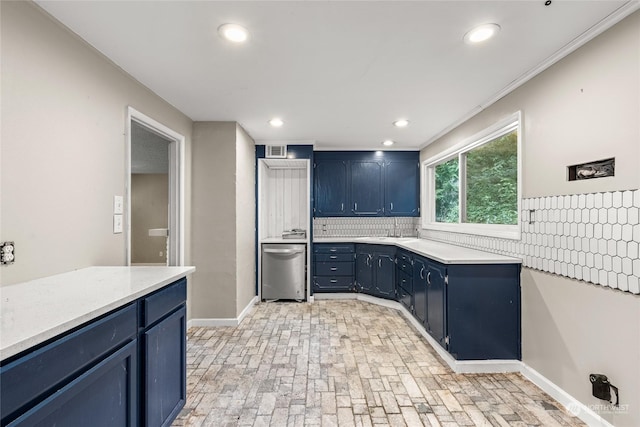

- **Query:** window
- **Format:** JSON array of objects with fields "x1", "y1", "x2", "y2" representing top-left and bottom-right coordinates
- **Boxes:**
[{"x1": 423, "y1": 112, "x2": 521, "y2": 239}]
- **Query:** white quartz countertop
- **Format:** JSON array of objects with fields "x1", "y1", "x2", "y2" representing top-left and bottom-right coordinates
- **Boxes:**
[
  {"x1": 261, "y1": 238, "x2": 308, "y2": 244},
  {"x1": 313, "y1": 237, "x2": 522, "y2": 265},
  {"x1": 0, "y1": 266, "x2": 195, "y2": 360}
]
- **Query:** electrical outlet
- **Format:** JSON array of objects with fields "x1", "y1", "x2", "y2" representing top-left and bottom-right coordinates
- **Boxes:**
[
  {"x1": 1, "y1": 242, "x2": 15, "y2": 265},
  {"x1": 159, "y1": 251, "x2": 163, "y2": 257},
  {"x1": 113, "y1": 215, "x2": 123, "y2": 233}
]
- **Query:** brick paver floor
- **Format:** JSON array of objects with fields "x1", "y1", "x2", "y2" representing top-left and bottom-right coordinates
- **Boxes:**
[{"x1": 172, "y1": 300, "x2": 584, "y2": 426}]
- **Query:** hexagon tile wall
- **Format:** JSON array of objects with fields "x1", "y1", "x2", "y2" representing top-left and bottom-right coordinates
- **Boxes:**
[{"x1": 424, "y1": 190, "x2": 640, "y2": 295}]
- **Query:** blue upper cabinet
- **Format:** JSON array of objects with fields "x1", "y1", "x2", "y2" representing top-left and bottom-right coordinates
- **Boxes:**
[
  {"x1": 350, "y1": 161, "x2": 384, "y2": 216},
  {"x1": 314, "y1": 151, "x2": 419, "y2": 217},
  {"x1": 385, "y1": 160, "x2": 419, "y2": 216},
  {"x1": 314, "y1": 160, "x2": 349, "y2": 216}
]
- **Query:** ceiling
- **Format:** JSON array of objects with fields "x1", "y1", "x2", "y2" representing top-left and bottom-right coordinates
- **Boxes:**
[{"x1": 36, "y1": 1, "x2": 636, "y2": 150}]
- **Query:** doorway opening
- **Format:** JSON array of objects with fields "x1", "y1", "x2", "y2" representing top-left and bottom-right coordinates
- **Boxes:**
[{"x1": 126, "y1": 107, "x2": 185, "y2": 266}]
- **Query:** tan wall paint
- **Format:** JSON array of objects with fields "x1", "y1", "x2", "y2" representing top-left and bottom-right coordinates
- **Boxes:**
[
  {"x1": 191, "y1": 122, "x2": 238, "y2": 319},
  {"x1": 0, "y1": 2, "x2": 193, "y2": 285},
  {"x1": 420, "y1": 12, "x2": 640, "y2": 426},
  {"x1": 235, "y1": 125, "x2": 256, "y2": 315},
  {"x1": 131, "y1": 174, "x2": 168, "y2": 264}
]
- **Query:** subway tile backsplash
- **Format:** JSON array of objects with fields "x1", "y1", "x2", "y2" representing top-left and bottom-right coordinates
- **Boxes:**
[
  {"x1": 423, "y1": 189, "x2": 640, "y2": 295},
  {"x1": 313, "y1": 217, "x2": 420, "y2": 238},
  {"x1": 312, "y1": 190, "x2": 639, "y2": 295}
]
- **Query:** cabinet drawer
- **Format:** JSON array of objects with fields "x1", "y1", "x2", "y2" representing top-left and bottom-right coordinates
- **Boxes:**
[
  {"x1": 314, "y1": 253, "x2": 353, "y2": 262},
  {"x1": 312, "y1": 276, "x2": 353, "y2": 292},
  {"x1": 315, "y1": 262, "x2": 354, "y2": 276},
  {"x1": 397, "y1": 259, "x2": 413, "y2": 275},
  {"x1": 1, "y1": 303, "x2": 137, "y2": 423},
  {"x1": 396, "y1": 269, "x2": 413, "y2": 293},
  {"x1": 143, "y1": 278, "x2": 187, "y2": 328},
  {"x1": 313, "y1": 244, "x2": 355, "y2": 254}
]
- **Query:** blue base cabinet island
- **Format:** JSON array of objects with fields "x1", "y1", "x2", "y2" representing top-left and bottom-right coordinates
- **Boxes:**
[{"x1": 0, "y1": 277, "x2": 188, "y2": 427}]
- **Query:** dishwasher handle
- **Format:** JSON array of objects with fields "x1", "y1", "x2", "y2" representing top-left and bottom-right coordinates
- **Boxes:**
[{"x1": 263, "y1": 248, "x2": 305, "y2": 254}]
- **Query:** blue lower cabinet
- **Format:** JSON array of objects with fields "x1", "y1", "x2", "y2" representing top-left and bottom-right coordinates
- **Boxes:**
[
  {"x1": 446, "y1": 264, "x2": 521, "y2": 360},
  {"x1": 425, "y1": 261, "x2": 447, "y2": 348},
  {"x1": 143, "y1": 306, "x2": 186, "y2": 427},
  {"x1": 313, "y1": 244, "x2": 355, "y2": 293},
  {"x1": 355, "y1": 245, "x2": 396, "y2": 299},
  {"x1": 411, "y1": 256, "x2": 427, "y2": 325},
  {"x1": 8, "y1": 340, "x2": 138, "y2": 427},
  {"x1": 1, "y1": 279, "x2": 188, "y2": 427}
]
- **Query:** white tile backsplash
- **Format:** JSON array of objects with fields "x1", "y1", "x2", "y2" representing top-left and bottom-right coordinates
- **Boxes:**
[
  {"x1": 421, "y1": 189, "x2": 640, "y2": 295},
  {"x1": 313, "y1": 217, "x2": 420, "y2": 238}
]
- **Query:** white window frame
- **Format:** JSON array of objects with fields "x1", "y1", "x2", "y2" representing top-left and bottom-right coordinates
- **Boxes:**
[{"x1": 421, "y1": 111, "x2": 522, "y2": 240}]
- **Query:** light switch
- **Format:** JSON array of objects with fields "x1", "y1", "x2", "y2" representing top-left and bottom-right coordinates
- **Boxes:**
[
  {"x1": 113, "y1": 214, "x2": 123, "y2": 233},
  {"x1": 114, "y1": 195, "x2": 124, "y2": 214}
]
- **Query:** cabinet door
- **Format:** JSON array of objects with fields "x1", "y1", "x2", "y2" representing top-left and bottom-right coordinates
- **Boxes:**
[
  {"x1": 426, "y1": 262, "x2": 447, "y2": 347},
  {"x1": 350, "y1": 161, "x2": 384, "y2": 216},
  {"x1": 9, "y1": 340, "x2": 137, "y2": 427},
  {"x1": 384, "y1": 160, "x2": 419, "y2": 216},
  {"x1": 314, "y1": 160, "x2": 348, "y2": 216},
  {"x1": 412, "y1": 256, "x2": 428, "y2": 325},
  {"x1": 373, "y1": 253, "x2": 395, "y2": 299},
  {"x1": 143, "y1": 306, "x2": 186, "y2": 427},
  {"x1": 355, "y1": 250, "x2": 374, "y2": 293}
]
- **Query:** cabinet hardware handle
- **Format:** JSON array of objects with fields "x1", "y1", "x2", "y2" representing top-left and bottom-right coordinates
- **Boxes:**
[
  {"x1": 354, "y1": 202, "x2": 358, "y2": 210},
  {"x1": 330, "y1": 279, "x2": 338, "y2": 283},
  {"x1": 378, "y1": 258, "x2": 382, "y2": 268},
  {"x1": 420, "y1": 267, "x2": 425, "y2": 280},
  {"x1": 331, "y1": 267, "x2": 337, "y2": 271},
  {"x1": 330, "y1": 249, "x2": 337, "y2": 252},
  {"x1": 427, "y1": 271, "x2": 431, "y2": 285},
  {"x1": 330, "y1": 255, "x2": 337, "y2": 259},
  {"x1": 390, "y1": 202, "x2": 394, "y2": 211},
  {"x1": 341, "y1": 203, "x2": 344, "y2": 211}
]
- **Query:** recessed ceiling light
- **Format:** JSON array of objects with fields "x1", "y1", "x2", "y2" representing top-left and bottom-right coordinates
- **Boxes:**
[
  {"x1": 218, "y1": 23, "x2": 248, "y2": 43},
  {"x1": 269, "y1": 118, "x2": 284, "y2": 127},
  {"x1": 382, "y1": 140, "x2": 395, "y2": 147},
  {"x1": 463, "y1": 23, "x2": 501, "y2": 45},
  {"x1": 393, "y1": 119, "x2": 409, "y2": 128}
]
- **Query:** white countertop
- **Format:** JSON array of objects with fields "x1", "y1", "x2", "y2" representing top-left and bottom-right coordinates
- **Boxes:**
[
  {"x1": 261, "y1": 238, "x2": 308, "y2": 244},
  {"x1": 313, "y1": 237, "x2": 522, "y2": 265},
  {"x1": 0, "y1": 266, "x2": 195, "y2": 360}
]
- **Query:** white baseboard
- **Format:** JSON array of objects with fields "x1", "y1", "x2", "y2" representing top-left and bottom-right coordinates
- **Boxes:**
[
  {"x1": 520, "y1": 365, "x2": 615, "y2": 427},
  {"x1": 187, "y1": 296, "x2": 258, "y2": 328},
  {"x1": 313, "y1": 293, "x2": 357, "y2": 300}
]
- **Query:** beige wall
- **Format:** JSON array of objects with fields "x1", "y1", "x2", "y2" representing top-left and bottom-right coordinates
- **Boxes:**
[
  {"x1": 420, "y1": 12, "x2": 640, "y2": 426},
  {"x1": 131, "y1": 174, "x2": 168, "y2": 264},
  {"x1": 191, "y1": 122, "x2": 258, "y2": 319},
  {"x1": 0, "y1": 1, "x2": 193, "y2": 284},
  {"x1": 235, "y1": 125, "x2": 257, "y2": 315}
]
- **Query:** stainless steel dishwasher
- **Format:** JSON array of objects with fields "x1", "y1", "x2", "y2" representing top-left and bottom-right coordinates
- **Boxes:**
[{"x1": 261, "y1": 243, "x2": 306, "y2": 301}]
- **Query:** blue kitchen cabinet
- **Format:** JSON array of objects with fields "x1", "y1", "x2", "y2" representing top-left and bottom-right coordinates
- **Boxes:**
[
  {"x1": 355, "y1": 250, "x2": 374, "y2": 294},
  {"x1": 313, "y1": 244, "x2": 355, "y2": 292},
  {"x1": 425, "y1": 260, "x2": 447, "y2": 347},
  {"x1": 355, "y1": 244, "x2": 396, "y2": 299},
  {"x1": 384, "y1": 160, "x2": 420, "y2": 216},
  {"x1": 411, "y1": 255, "x2": 428, "y2": 326},
  {"x1": 313, "y1": 151, "x2": 419, "y2": 218},
  {"x1": 446, "y1": 264, "x2": 521, "y2": 360},
  {"x1": 350, "y1": 161, "x2": 384, "y2": 216},
  {"x1": 396, "y1": 250, "x2": 414, "y2": 313},
  {"x1": 0, "y1": 278, "x2": 188, "y2": 427},
  {"x1": 314, "y1": 160, "x2": 348, "y2": 216},
  {"x1": 7, "y1": 340, "x2": 138, "y2": 427}
]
